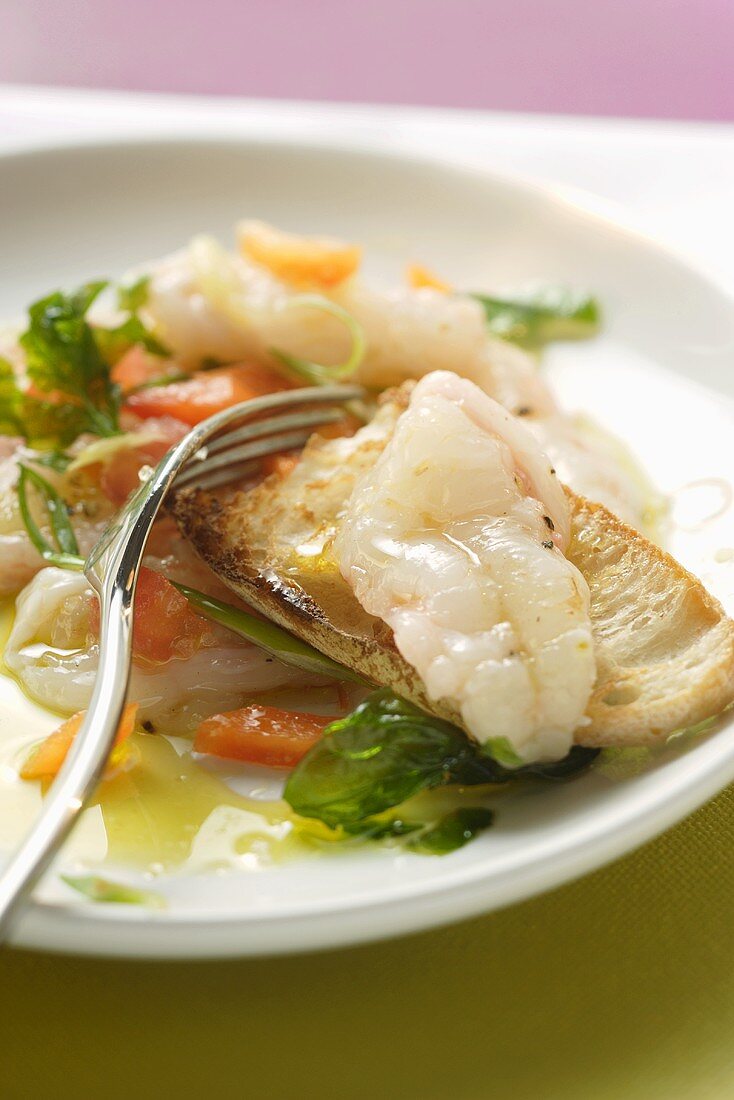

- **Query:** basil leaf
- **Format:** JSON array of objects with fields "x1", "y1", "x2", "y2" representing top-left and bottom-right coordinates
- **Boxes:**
[
  {"x1": 285, "y1": 689, "x2": 599, "y2": 830},
  {"x1": 472, "y1": 287, "x2": 600, "y2": 350},
  {"x1": 284, "y1": 690, "x2": 479, "y2": 828},
  {"x1": 342, "y1": 817, "x2": 423, "y2": 840},
  {"x1": 409, "y1": 807, "x2": 494, "y2": 854}
]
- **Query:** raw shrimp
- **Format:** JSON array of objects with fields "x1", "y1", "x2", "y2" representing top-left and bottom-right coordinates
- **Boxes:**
[
  {"x1": 144, "y1": 226, "x2": 650, "y2": 527},
  {"x1": 334, "y1": 372, "x2": 596, "y2": 764},
  {"x1": 147, "y1": 230, "x2": 555, "y2": 416},
  {"x1": 525, "y1": 412, "x2": 656, "y2": 530},
  {"x1": 4, "y1": 568, "x2": 320, "y2": 735}
]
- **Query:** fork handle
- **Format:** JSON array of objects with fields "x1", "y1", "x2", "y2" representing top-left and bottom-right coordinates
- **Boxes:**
[{"x1": 0, "y1": 578, "x2": 133, "y2": 941}]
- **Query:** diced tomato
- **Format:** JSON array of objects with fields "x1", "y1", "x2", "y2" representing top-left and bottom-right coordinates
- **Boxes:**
[
  {"x1": 112, "y1": 346, "x2": 176, "y2": 394},
  {"x1": 124, "y1": 363, "x2": 292, "y2": 426},
  {"x1": 25, "y1": 383, "x2": 82, "y2": 407},
  {"x1": 238, "y1": 222, "x2": 361, "y2": 288},
  {"x1": 96, "y1": 416, "x2": 188, "y2": 505},
  {"x1": 406, "y1": 263, "x2": 451, "y2": 293},
  {"x1": 99, "y1": 437, "x2": 174, "y2": 505},
  {"x1": 194, "y1": 705, "x2": 332, "y2": 768},
  {"x1": 89, "y1": 566, "x2": 211, "y2": 665},
  {"x1": 20, "y1": 703, "x2": 139, "y2": 782}
]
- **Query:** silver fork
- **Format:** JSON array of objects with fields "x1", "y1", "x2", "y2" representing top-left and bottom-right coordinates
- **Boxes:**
[{"x1": 0, "y1": 383, "x2": 364, "y2": 943}]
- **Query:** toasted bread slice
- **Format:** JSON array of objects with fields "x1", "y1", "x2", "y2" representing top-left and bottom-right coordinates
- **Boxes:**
[
  {"x1": 568, "y1": 493, "x2": 734, "y2": 745},
  {"x1": 172, "y1": 393, "x2": 734, "y2": 747}
]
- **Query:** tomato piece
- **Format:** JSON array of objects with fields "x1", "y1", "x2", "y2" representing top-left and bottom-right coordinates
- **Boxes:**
[
  {"x1": 112, "y1": 346, "x2": 184, "y2": 394},
  {"x1": 194, "y1": 705, "x2": 332, "y2": 768},
  {"x1": 238, "y1": 222, "x2": 361, "y2": 288},
  {"x1": 89, "y1": 566, "x2": 210, "y2": 665},
  {"x1": 406, "y1": 263, "x2": 451, "y2": 293},
  {"x1": 99, "y1": 437, "x2": 176, "y2": 505},
  {"x1": 124, "y1": 363, "x2": 292, "y2": 426},
  {"x1": 20, "y1": 703, "x2": 139, "y2": 781}
]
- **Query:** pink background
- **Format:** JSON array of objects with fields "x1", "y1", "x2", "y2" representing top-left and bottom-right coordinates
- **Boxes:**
[{"x1": 1, "y1": 0, "x2": 733, "y2": 121}]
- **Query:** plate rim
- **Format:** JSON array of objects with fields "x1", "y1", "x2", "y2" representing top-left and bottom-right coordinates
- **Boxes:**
[{"x1": 2, "y1": 130, "x2": 734, "y2": 959}]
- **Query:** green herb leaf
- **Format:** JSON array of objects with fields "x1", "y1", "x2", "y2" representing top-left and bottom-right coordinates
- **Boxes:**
[
  {"x1": 17, "y1": 463, "x2": 83, "y2": 569},
  {"x1": 409, "y1": 807, "x2": 494, "y2": 854},
  {"x1": 117, "y1": 274, "x2": 150, "y2": 314},
  {"x1": 471, "y1": 287, "x2": 600, "y2": 350},
  {"x1": 29, "y1": 449, "x2": 73, "y2": 473},
  {"x1": 95, "y1": 315, "x2": 169, "y2": 363},
  {"x1": 0, "y1": 358, "x2": 25, "y2": 437},
  {"x1": 61, "y1": 874, "x2": 166, "y2": 909},
  {"x1": 3, "y1": 278, "x2": 170, "y2": 449},
  {"x1": 342, "y1": 816, "x2": 423, "y2": 840},
  {"x1": 271, "y1": 295, "x2": 366, "y2": 385},
  {"x1": 173, "y1": 582, "x2": 365, "y2": 684},
  {"x1": 0, "y1": 356, "x2": 90, "y2": 448},
  {"x1": 285, "y1": 691, "x2": 479, "y2": 829},
  {"x1": 285, "y1": 689, "x2": 599, "y2": 830},
  {"x1": 20, "y1": 281, "x2": 121, "y2": 438}
]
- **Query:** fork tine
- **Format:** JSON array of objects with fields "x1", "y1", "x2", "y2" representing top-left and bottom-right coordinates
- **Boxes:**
[
  {"x1": 198, "y1": 406, "x2": 344, "y2": 460},
  {"x1": 183, "y1": 460, "x2": 260, "y2": 493},
  {"x1": 176, "y1": 427, "x2": 316, "y2": 489}
]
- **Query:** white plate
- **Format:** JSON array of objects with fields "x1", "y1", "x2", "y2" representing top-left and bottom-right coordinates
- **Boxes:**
[{"x1": 1, "y1": 136, "x2": 734, "y2": 959}]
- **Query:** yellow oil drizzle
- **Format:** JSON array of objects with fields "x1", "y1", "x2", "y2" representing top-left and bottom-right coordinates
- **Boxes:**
[
  {"x1": 92, "y1": 733, "x2": 324, "y2": 872},
  {"x1": 0, "y1": 597, "x2": 338, "y2": 875}
]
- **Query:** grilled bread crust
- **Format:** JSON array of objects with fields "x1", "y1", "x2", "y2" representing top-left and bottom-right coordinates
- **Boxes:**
[{"x1": 173, "y1": 394, "x2": 734, "y2": 747}]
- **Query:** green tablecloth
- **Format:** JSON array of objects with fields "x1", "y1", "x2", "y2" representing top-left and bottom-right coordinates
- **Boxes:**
[{"x1": 3, "y1": 787, "x2": 734, "y2": 1100}]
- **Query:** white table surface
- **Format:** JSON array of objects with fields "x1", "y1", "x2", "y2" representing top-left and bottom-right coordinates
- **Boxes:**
[{"x1": 1, "y1": 84, "x2": 733, "y2": 296}]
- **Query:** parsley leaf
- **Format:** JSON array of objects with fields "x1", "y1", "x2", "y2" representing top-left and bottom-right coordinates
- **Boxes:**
[
  {"x1": 2, "y1": 276, "x2": 169, "y2": 450},
  {"x1": 116, "y1": 274, "x2": 150, "y2": 314},
  {"x1": 19, "y1": 281, "x2": 120, "y2": 438}
]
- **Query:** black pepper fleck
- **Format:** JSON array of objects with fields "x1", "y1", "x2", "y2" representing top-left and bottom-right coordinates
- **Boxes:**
[
  {"x1": 515, "y1": 406, "x2": 532, "y2": 417},
  {"x1": 142, "y1": 720, "x2": 156, "y2": 733},
  {"x1": 542, "y1": 539, "x2": 554, "y2": 550},
  {"x1": 543, "y1": 515, "x2": 555, "y2": 531}
]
